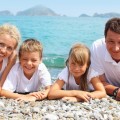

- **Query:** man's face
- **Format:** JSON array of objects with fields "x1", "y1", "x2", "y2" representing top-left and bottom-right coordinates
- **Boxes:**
[
  {"x1": 105, "y1": 29, "x2": 120, "y2": 62},
  {"x1": 0, "y1": 34, "x2": 17, "y2": 62}
]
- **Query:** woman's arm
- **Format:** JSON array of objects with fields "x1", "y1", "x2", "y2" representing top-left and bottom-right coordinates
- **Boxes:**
[
  {"x1": 90, "y1": 76, "x2": 106, "y2": 99},
  {"x1": 0, "y1": 51, "x2": 17, "y2": 87}
]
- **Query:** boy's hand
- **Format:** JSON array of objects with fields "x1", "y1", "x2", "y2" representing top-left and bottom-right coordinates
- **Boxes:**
[{"x1": 29, "y1": 91, "x2": 47, "y2": 100}]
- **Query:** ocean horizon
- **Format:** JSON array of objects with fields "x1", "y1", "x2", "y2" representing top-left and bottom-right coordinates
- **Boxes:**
[{"x1": 0, "y1": 16, "x2": 110, "y2": 80}]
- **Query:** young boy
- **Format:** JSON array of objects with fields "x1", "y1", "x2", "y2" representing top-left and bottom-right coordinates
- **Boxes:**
[
  {"x1": 1, "y1": 39, "x2": 51, "y2": 101},
  {"x1": 0, "y1": 23, "x2": 21, "y2": 88}
]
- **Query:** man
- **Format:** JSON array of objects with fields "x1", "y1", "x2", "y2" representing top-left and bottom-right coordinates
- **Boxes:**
[{"x1": 90, "y1": 17, "x2": 120, "y2": 100}]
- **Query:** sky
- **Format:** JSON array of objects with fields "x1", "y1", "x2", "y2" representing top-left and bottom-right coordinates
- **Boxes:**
[{"x1": 0, "y1": 0, "x2": 120, "y2": 17}]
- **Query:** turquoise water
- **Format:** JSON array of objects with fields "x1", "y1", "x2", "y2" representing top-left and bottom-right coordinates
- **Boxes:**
[{"x1": 0, "y1": 16, "x2": 109, "y2": 79}]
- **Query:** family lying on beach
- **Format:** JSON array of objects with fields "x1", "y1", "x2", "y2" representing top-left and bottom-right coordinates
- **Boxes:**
[{"x1": 0, "y1": 17, "x2": 120, "y2": 102}]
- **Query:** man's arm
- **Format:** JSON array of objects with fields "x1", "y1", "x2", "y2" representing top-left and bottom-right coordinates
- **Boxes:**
[{"x1": 99, "y1": 74, "x2": 118, "y2": 95}]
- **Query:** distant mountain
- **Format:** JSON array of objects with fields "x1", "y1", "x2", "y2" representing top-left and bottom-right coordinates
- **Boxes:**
[
  {"x1": 79, "y1": 14, "x2": 90, "y2": 17},
  {"x1": 93, "y1": 12, "x2": 120, "y2": 17},
  {"x1": 16, "y1": 5, "x2": 58, "y2": 16},
  {"x1": 79, "y1": 12, "x2": 120, "y2": 18},
  {"x1": 0, "y1": 10, "x2": 13, "y2": 16}
]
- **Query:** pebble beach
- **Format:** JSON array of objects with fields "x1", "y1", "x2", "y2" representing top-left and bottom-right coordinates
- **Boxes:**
[{"x1": 0, "y1": 96, "x2": 120, "y2": 120}]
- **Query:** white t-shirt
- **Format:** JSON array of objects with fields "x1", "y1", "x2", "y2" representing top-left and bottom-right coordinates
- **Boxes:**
[
  {"x1": 2, "y1": 62, "x2": 51, "y2": 93},
  {"x1": 58, "y1": 67, "x2": 94, "y2": 91},
  {"x1": 90, "y1": 38, "x2": 120, "y2": 87},
  {"x1": 0, "y1": 58, "x2": 8, "y2": 78}
]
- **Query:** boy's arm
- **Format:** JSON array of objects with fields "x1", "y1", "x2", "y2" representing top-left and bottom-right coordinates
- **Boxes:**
[
  {"x1": 0, "y1": 89, "x2": 23, "y2": 99},
  {"x1": 0, "y1": 89, "x2": 37, "y2": 101}
]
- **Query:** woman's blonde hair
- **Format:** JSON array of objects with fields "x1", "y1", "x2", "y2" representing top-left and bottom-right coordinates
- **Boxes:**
[
  {"x1": 19, "y1": 38, "x2": 43, "y2": 59},
  {"x1": 0, "y1": 23, "x2": 21, "y2": 48},
  {"x1": 66, "y1": 43, "x2": 90, "y2": 91}
]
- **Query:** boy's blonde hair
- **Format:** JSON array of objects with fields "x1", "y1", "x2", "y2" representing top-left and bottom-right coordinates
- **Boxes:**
[
  {"x1": 19, "y1": 38, "x2": 43, "y2": 59},
  {"x1": 0, "y1": 23, "x2": 21, "y2": 48},
  {"x1": 66, "y1": 43, "x2": 90, "y2": 91}
]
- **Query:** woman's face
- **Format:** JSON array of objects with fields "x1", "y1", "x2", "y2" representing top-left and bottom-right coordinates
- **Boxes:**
[{"x1": 0, "y1": 34, "x2": 17, "y2": 62}]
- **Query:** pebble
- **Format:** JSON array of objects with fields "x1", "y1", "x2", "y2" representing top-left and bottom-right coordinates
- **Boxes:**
[{"x1": 0, "y1": 96, "x2": 120, "y2": 119}]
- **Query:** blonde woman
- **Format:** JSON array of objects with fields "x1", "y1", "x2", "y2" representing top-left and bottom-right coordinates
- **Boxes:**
[{"x1": 0, "y1": 23, "x2": 21, "y2": 89}]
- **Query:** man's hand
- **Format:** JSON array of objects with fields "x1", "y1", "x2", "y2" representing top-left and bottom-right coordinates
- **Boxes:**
[{"x1": 115, "y1": 88, "x2": 120, "y2": 101}]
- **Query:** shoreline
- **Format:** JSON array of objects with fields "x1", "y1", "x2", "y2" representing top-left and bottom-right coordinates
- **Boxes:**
[{"x1": 0, "y1": 96, "x2": 120, "y2": 120}]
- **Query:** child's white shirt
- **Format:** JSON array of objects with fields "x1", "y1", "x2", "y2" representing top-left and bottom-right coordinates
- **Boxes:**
[
  {"x1": 2, "y1": 62, "x2": 51, "y2": 93},
  {"x1": 58, "y1": 67, "x2": 94, "y2": 91},
  {"x1": 0, "y1": 58, "x2": 8, "y2": 78}
]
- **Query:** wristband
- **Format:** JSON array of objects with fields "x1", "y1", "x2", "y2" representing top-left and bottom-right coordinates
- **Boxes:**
[{"x1": 113, "y1": 88, "x2": 119, "y2": 98}]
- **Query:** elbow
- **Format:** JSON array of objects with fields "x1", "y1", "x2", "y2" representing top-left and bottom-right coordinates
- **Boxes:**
[
  {"x1": 102, "y1": 91, "x2": 107, "y2": 97},
  {"x1": 48, "y1": 90, "x2": 59, "y2": 100},
  {"x1": 93, "y1": 90, "x2": 107, "y2": 99},
  {"x1": 99, "y1": 90, "x2": 107, "y2": 99},
  {"x1": 47, "y1": 91, "x2": 54, "y2": 100},
  {"x1": 101, "y1": 89, "x2": 107, "y2": 97},
  {"x1": 0, "y1": 89, "x2": 4, "y2": 97}
]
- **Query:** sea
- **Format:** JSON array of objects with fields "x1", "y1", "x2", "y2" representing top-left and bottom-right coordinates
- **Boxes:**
[{"x1": 0, "y1": 16, "x2": 110, "y2": 81}]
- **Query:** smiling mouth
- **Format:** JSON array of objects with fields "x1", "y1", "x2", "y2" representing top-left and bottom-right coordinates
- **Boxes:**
[
  {"x1": 24, "y1": 66, "x2": 33, "y2": 70},
  {"x1": 0, "y1": 54, "x2": 5, "y2": 57}
]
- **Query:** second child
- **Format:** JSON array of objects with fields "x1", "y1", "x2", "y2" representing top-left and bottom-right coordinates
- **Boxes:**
[
  {"x1": 48, "y1": 43, "x2": 106, "y2": 102},
  {"x1": 1, "y1": 39, "x2": 51, "y2": 101}
]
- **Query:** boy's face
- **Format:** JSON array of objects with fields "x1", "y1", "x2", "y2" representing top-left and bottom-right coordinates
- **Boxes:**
[
  {"x1": 20, "y1": 51, "x2": 41, "y2": 79},
  {"x1": 0, "y1": 34, "x2": 17, "y2": 62}
]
